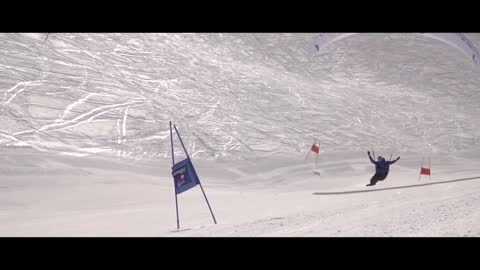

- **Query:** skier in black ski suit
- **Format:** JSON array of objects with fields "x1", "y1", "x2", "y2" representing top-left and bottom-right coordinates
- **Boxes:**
[{"x1": 366, "y1": 151, "x2": 400, "y2": 186}]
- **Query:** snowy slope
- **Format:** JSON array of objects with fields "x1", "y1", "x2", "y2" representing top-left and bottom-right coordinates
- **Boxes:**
[
  {"x1": 1, "y1": 147, "x2": 480, "y2": 236},
  {"x1": 1, "y1": 33, "x2": 480, "y2": 236},
  {"x1": 1, "y1": 33, "x2": 480, "y2": 159}
]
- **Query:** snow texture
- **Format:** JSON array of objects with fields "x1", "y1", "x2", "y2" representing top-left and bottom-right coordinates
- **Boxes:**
[{"x1": 1, "y1": 33, "x2": 480, "y2": 236}]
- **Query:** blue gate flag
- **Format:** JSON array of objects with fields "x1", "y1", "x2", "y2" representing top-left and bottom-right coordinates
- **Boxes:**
[{"x1": 172, "y1": 158, "x2": 200, "y2": 195}]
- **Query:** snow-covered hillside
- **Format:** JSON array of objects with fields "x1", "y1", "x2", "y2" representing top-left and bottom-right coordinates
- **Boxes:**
[
  {"x1": 1, "y1": 33, "x2": 480, "y2": 159},
  {"x1": 1, "y1": 33, "x2": 480, "y2": 236}
]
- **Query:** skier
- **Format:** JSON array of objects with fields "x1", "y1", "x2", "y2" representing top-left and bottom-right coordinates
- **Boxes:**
[{"x1": 366, "y1": 151, "x2": 400, "y2": 186}]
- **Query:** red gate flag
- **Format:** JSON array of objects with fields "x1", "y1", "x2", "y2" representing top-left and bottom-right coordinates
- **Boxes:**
[
  {"x1": 311, "y1": 144, "x2": 320, "y2": 154},
  {"x1": 420, "y1": 167, "x2": 431, "y2": 175},
  {"x1": 418, "y1": 156, "x2": 432, "y2": 181}
]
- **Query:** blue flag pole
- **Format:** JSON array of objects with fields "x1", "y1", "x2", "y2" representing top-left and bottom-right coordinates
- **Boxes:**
[
  {"x1": 173, "y1": 124, "x2": 217, "y2": 225},
  {"x1": 170, "y1": 121, "x2": 180, "y2": 230}
]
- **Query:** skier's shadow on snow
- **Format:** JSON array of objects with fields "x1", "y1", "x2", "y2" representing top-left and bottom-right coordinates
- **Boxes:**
[{"x1": 312, "y1": 176, "x2": 480, "y2": 195}]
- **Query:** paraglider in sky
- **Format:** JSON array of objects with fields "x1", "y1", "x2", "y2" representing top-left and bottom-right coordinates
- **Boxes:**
[{"x1": 314, "y1": 33, "x2": 479, "y2": 64}]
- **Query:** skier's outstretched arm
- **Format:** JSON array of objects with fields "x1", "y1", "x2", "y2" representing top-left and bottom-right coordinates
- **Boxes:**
[
  {"x1": 368, "y1": 151, "x2": 377, "y2": 164},
  {"x1": 389, "y1": 156, "x2": 400, "y2": 165}
]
